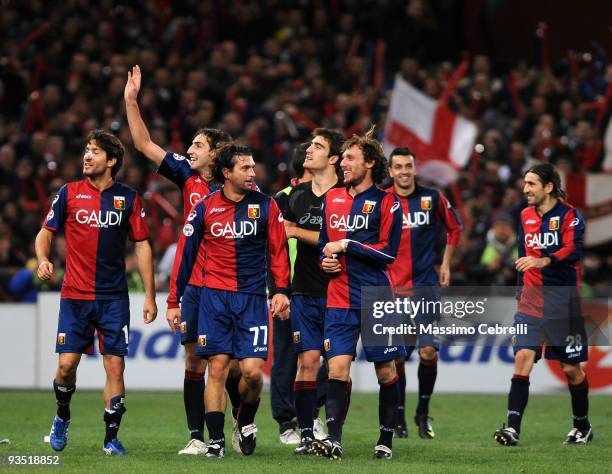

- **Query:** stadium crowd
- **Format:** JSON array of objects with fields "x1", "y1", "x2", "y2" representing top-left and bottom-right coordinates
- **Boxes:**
[{"x1": 1, "y1": 0, "x2": 611, "y2": 301}]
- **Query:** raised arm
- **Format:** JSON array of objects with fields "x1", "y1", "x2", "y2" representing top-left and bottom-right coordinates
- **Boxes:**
[{"x1": 124, "y1": 65, "x2": 166, "y2": 165}]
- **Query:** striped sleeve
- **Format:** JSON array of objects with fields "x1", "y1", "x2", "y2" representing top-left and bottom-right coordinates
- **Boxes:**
[
  {"x1": 549, "y1": 208, "x2": 584, "y2": 265},
  {"x1": 344, "y1": 193, "x2": 402, "y2": 265},
  {"x1": 43, "y1": 184, "x2": 68, "y2": 232},
  {"x1": 436, "y1": 191, "x2": 462, "y2": 246},
  {"x1": 167, "y1": 201, "x2": 206, "y2": 308}
]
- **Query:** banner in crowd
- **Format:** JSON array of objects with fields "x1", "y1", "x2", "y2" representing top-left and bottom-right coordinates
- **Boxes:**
[
  {"x1": 383, "y1": 75, "x2": 477, "y2": 186},
  {"x1": 563, "y1": 173, "x2": 612, "y2": 246},
  {"x1": 1, "y1": 293, "x2": 610, "y2": 393}
]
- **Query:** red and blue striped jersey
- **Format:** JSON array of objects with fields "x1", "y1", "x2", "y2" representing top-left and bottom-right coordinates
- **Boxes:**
[
  {"x1": 318, "y1": 185, "x2": 402, "y2": 309},
  {"x1": 168, "y1": 189, "x2": 290, "y2": 306},
  {"x1": 43, "y1": 179, "x2": 149, "y2": 300},
  {"x1": 517, "y1": 201, "x2": 584, "y2": 318},
  {"x1": 158, "y1": 151, "x2": 217, "y2": 289},
  {"x1": 387, "y1": 184, "x2": 462, "y2": 287}
]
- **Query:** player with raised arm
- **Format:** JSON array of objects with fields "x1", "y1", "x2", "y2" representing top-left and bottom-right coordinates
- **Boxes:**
[
  {"x1": 312, "y1": 127, "x2": 404, "y2": 460},
  {"x1": 386, "y1": 148, "x2": 462, "y2": 439},
  {"x1": 494, "y1": 163, "x2": 591, "y2": 446},
  {"x1": 35, "y1": 130, "x2": 157, "y2": 456},
  {"x1": 125, "y1": 65, "x2": 237, "y2": 455},
  {"x1": 170, "y1": 143, "x2": 290, "y2": 458}
]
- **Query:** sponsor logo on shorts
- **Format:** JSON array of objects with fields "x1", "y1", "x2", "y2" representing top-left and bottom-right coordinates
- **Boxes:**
[
  {"x1": 114, "y1": 196, "x2": 125, "y2": 210},
  {"x1": 198, "y1": 335, "x2": 207, "y2": 347},
  {"x1": 248, "y1": 204, "x2": 260, "y2": 219},
  {"x1": 57, "y1": 333, "x2": 66, "y2": 345},
  {"x1": 253, "y1": 346, "x2": 267, "y2": 353},
  {"x1": 293, "y1": 331, "x2": 301, "y2": 343},
  {"x1": 180, "y1": 322, "x2": 187, "y2": 334},
  {"x1": 324, "y1": 338, "x2": 331, "y2": 351},
  {"x1": 47, "y1": 210, "x2": 54, "y2": 221},
  {"x1": 383, "y1": 346, "x2": 398, "y2": 354}
]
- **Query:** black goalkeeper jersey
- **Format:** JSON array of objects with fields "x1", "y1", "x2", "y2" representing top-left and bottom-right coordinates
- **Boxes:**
[{"x1": 283, "y1": 180, "x2": 340, "y2": 297}]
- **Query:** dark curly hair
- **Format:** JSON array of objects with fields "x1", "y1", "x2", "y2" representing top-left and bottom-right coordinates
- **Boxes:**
[
  {"x1": 342, "y1": 125, "x2": 388, "y2": 184},
  {"x1": 211, "y1": 143, "x2": 253, "y2": 184},
  {"x1": 194, "y1": 128, "x2": 232, "y2": 150}
]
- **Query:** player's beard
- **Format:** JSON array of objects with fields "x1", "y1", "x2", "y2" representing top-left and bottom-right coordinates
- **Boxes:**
[{"x1": 344, "y1": 168, "x2": 367, "y2": 188}]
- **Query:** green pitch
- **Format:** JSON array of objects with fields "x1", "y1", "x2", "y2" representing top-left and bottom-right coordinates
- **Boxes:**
[{"x1": 0, "y1": 390, "x2": 610, "y2": 473}]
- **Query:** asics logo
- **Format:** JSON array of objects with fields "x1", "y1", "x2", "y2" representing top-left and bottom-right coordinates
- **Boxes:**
[{"x1": 75, "y1": 194, "x2": 92, "y2": 199}]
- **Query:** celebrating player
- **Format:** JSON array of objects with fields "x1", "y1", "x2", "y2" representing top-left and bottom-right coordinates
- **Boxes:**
[
  {"x1": 170, "y1": 143, "x2": 290, "y2": 458},
  {"x1": 386, "y1": 148, "x2": 461, "y2": 439},
  {"x1": 35, "y1": 130, "x2": 157, "y2": 455},
  {"x1": 494, "y1": 163, "x2": 591, "y2": 446},
  {"x1": 312, "y1": 127, "x2": 403, "y2": 460},
  {"x1": 125, "y1": 65, "x2": 239, "y2": 455},
  {"x1": 281, "y1": 129, "x2": 345, "y2": 454}
]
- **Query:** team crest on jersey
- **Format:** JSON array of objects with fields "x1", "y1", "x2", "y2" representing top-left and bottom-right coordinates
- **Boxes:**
[
  {"x1": 293, "y1": 331, "x2": 301, "y2": 343},
  {"x1": 248, "y1": 204, "x2": 260, "y2": 219},
  {"x1": 421, "y1": 196, "x2": 432, "y2": 210},
  {"x1": 114, "y1": 196, "x2": 125, "y2": 210},
  {"x1": 324, "y1": 338, "x2": 331, "y2": 351},
  {"x1": 180, "y1": 322, "x2": 187, "y2": 334},
  {"x1": 362, "y1": 200, "x2": 376, "y2": 214},
  {"x1": 198, "y1": 335, "x2": 207, "y2": 347},
  {"x1": 57, "y1": 333, "x2": 66, "y2": 345},
  {"x1": 549, "y1": 216, "x2": 560, "y2": 231}
]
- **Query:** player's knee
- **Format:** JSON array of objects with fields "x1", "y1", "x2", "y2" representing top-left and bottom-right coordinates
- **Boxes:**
[
  {"x1": 513, "y1": 350, "x2": 534, "y2": 373},
  {"x1": 299, "y1": 355, "x2": 320, "y2": 378},
  {"x1": 375, "y1": 364, "x2": 396, "y2": 384},
  {"x1": 185, "y1": 353, "x2": 205, "y2": 373},
  {"x1": 419, "y1": 346, "x2": 437, "y2": 360},
  {"x1": 207, "y1": 359, "x2": 229, "y2": 382},
  {"x1": 104, "y1": 358, "x2": 125, "y2": 380},
  {"x1": 241, "y1": 366, "x2": 263, "y2": 386},
  {"x1": 560, "y1": 362, "x2": 583, "y2": 382},
  {"x1": 57, "y1": 360, "x2": 78, "y2": 379}
]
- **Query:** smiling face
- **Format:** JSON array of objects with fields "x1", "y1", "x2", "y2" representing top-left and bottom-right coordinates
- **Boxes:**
[
  {"x1": 186, "y1": 133, "x2": 213, "y2": 173},
  {"x1": 389, "y1": 154, "x2": 416, "y2": 191},
  {"x1": 523, "y1": 171, "x2": 553, "y2": 207},
  {"x1": 223, "y1": 155, "x2": 256, "y2": 193},
  {"x1": 82, "y1": 140, "x2": 115, "y2": 179},
  {"x1": 340, "y1": 144, "x2": 372, "y2": 188}
]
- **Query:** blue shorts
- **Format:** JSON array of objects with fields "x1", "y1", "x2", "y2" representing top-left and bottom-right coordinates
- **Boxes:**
[
  {"x1": 56, "y1": 298, "x2": 130, "y2": 356},
  {"x1": 512, "y1": 312, "x2": 588, "y2": 363},
  {"x1": 406, "y1": 286, "x2": 442, "y2": 359},
  {"x1": 324, "y1": 308, "x2": 406, "y2": 363},
  {"x1": 180, "y1": 285, "x2": 201, "y2": 344},
  {"x1": 196, "y1": 288, "x2": 269, "y2": 360},
  {"x1": 291, "y1": 295, "x2": 326, "y2": 353}
]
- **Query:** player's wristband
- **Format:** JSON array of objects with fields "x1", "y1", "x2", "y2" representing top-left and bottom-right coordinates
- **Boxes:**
[{"x1": 340, "y1": 239, "x2": 348, "y2": 252}]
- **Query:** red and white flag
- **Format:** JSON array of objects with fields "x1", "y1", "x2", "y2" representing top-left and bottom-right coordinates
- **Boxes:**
[
  {"x1": 383, "y1": 75, "x2": 477, "y2": 185},
  {"x1": 564, "y1": 173, "x2": 612, "y2": 246}
]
